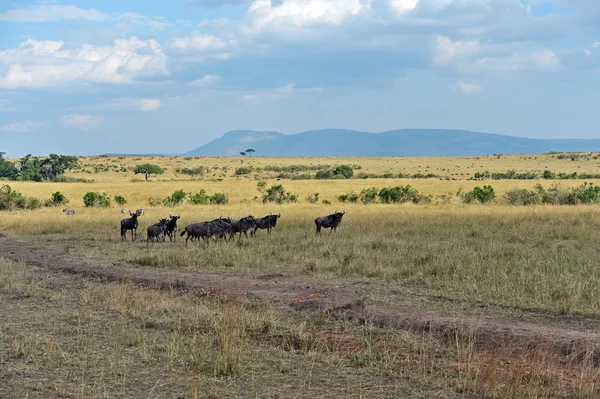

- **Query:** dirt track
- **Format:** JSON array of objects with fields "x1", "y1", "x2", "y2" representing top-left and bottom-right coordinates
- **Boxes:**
[{"x1": 2, "y1": 232, "x2": 600, "y2": 359}]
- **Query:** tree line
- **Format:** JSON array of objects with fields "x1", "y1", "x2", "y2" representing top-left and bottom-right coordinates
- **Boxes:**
[{"x1": 0, "y1": 152, "x2": 79, "y2": 181}]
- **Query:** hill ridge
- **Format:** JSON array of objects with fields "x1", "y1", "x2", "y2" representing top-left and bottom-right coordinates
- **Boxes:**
[{"x1": 183, "y1": 129, "x2": 600, "y2": 157}]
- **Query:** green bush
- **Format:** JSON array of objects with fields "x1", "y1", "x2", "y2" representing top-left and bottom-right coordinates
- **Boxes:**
[
  {"x1": 504, "y1": 188, "x2": 542, "y2": 206},
  {"x1": 164, "y1": 190, "x2": 186, "y2": 206},
  {"x1": 378, "y1": 185, "x2": 430, "y2": 204},
  {"x1": 262, "y1": 184, "x2": 297, "y2": 204},
  {"x1": 542, "y1": 170, "x2": 556, "y2": 179},
  {"x1": 458, "y1": 185, "x2": 496, "y2": 204},
  {"x1": 322, "y1": 199, "x2": 331, "y2": 205},
  {"x1": 189, "y1": 190, "x2": 229, "y2": 205},
  {"x1": 114, "y1": 195, "x2": 127, "y2": 206},
  {"x1": 306, "y1": 193, "x2": 319, "y2": 203},
  {"x1": 338, "y1": 192, "x2": 360, "y2": 203},
  {"x1": 83, "y1": 192, "x2": 111, "y2": 207},
  {"x1": 334, "y1": 165, "x2": 354, "y2": 179},
  {"x1": 359, "y1": 187, "x2": 379, "y2": 204},
  {"x1": 315, "y1": 170, "x2": 334, "y2": 179},
  {"x1": 235, "y1": 167, "x2": 252, "y2": 175},
  {"x1": 47, "y1": 191, "x2": 68, "y2": 207},
  {"x1": 0, "y1": 185, "x2": 42, "y2": 210},
  {"x1": 177, "y1": 167, "x2": 205, "y2": 176}
]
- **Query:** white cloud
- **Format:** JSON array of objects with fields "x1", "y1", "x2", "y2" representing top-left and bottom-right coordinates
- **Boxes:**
[
  {"x1": 190, "y1": 74, "x2": 220, "y2": 86},
  {"x1": 0, "y1": 5, "x2": 107, "y2": 22},
  {"x1": 243, "y1": 82, "x2": 324, "y2": 100},
  {"x1": 389, "y1": 0, "x2": 419, "y2": 14},
  {"x1": 62, "y1": 114, "x2": 104, "y2": 130},
  {"x1": 242, "y1": 0, "x2": 370, "y2": 35},
  {"x1": 0, "y1": 37, "x2": 168, "y2": 89},
  {"x1": 0, "y1": 120, "x2": 40, "y2": 133},
  {"x1": 453, "y1": 82, "x2": 483, "y2": 93},
  {"x1": 169, "y1": 32, "x2": 231, "y2": 54},
  {"x1": 434, "y1": 36, "x2": 559, "y2": 74},
  {"x1": 0, "y1": 99, "x2": 15, "y2": 112},
  {"x1": 136, "y1": 98, "x2": 162, "y2": 111}
]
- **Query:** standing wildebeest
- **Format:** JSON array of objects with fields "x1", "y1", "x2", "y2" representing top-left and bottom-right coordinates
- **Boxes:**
[
  {"x1": 315, "y1": 211, "x2": 345, "y2": 233},
  {"x1": 63, "y1": 208, "x2": 75, "y2": 215},
  {"x1": 231, "y1": 215, "x2": 256, "y2": 240},
  {"x1": 180, "y1": 222, "x2": 214, "y2": 246},
  {"x1": 121, "y1": 212, "x2": 141, "y2": 241},
  {"x1": 147, "y1": 218, "x2": 168, "y2": 246},
  {"x1": 210, "y1": 217, "x2": 234, "y2": 241},
  {"x1": 165, "y1": 214, "x2": 180, "y2": 241},
  {"x1": 252, "y1": 214, "x2": 280, "y2": 236}
]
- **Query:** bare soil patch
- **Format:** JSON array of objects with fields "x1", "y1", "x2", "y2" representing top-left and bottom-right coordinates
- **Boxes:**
[{"x1": 2, "y1": 232, "x2": 600, "y2": 363}]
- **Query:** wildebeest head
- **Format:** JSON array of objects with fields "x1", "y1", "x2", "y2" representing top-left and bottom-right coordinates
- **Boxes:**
[{"x1": 268, "y1": 213, "x2": 281, "y2": 227}]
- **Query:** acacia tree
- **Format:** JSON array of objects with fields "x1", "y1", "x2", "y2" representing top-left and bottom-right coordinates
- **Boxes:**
[
  {"x1": 245, "y1": 149, "x2": 255, "y2": 156},
  {"x1": 134, "y1": 163, "x2": 165, "y2": 181},
  {"x1": 240, "y1": 152, "x2": 246, "y2": 156}
]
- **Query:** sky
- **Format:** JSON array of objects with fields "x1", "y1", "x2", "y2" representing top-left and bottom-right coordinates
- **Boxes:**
[{"x1": 0, "y1": 0, "x2": 599, "y2": 156}]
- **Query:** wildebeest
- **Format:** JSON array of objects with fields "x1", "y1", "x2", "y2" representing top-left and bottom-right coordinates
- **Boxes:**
[
  {"x1": 180, "y1": 222, "x2": 214, "y2": 246},
  {"x1": 147, "y1": 218, "x2": 168, "y2": 246},
  {"x1": 231, "y1": 215, "x2": 256, "y2": 240},
  {"x1": 136, "y1": 208, "x2": 144, "y2": 216},
  {"x1": 121, "y1": 212, "x2": 141, "y2": 241},
  {"x1": 164, "y1": 215, "x2": 180, "y2": 241},
  {"x1": 210, "y1": 217, "x2": 234, "y2": 241},
  {"x1": 252, "y1": 214, "x2": 280, "y2": 236},
  {"x1": 315, "y1": 211, "x2": 345, "y2": 233},
  {"x1": 121, "y1": 208, "x2": 128, "y2": 214},
  {"x1": 62, "y1": 208, "x2": 75, "y2": 215}
]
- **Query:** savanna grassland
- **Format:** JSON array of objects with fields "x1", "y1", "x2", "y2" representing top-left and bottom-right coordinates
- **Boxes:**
[{"x1": 3, "y1": 153, "x2": 600, "y2": 398}]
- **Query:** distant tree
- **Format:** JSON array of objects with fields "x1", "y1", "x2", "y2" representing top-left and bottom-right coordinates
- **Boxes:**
[
  {"x1": 0, "y1": 153, "x2": 18, "y2": 180},
  {"x1": 133, "y1": 163, "x2": 165, "y2": 181},
  {"x1": 245, "y1": 149, "x2": 256, "y2": 156},
  {"x1": 240, "y1": 152, "x2": 246, "y2": 156}
]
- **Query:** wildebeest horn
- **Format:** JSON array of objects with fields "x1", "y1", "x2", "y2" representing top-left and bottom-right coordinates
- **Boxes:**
[
  {"x1": 170, "y1": 214, "x2": 172, "y2": 218},
  {"x1": 277, "y1": 213, "x2": 281, "y2": 217},
  {"x1": 177, "y1": 215, "x2": 180, "y2": 218}
]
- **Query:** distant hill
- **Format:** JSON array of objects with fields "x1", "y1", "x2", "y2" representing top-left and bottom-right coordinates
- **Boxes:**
[{"x1": 183, "y1": 129, "x2": 600, "y2": 157}]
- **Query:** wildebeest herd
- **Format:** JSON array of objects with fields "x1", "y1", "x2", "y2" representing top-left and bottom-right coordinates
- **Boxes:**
[{"x1": 119, "y1": 211, "x2": 346, "y2": 246}]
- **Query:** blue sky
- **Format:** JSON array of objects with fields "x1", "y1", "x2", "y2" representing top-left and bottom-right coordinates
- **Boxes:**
[{"x1": 0, "y1": 0, "x2": 599, "y2": 156}]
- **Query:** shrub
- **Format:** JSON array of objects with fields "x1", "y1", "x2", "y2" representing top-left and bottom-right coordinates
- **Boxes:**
[
  {"x1": 322, "y1": 199, "x2": 331, "y2": 205},
  {"x1": 306, "y1": 193, "x2": 319, "y2": 203},
  {"x1": 378, "y1": 185, "x2": 429, "y2": 204},
  {"x1": 235, "y1": 167, "x2": 252, "y2": 175},
  {"x1": 0, "y1": 185, "x2": 42, "y2": 210},
  {"x1": 189, "y1": 190, "x2": 229, "y2": 205},
  {"x1": 315, "y1": 170, "x2": 334, "y2": 180},
  {"x1": 334, "y1": 165, "x2": 354, "y2": 179},
  {"x1": 338, "y1": 192, "x2": 360, "y2": 203},
  {"x1": 177, "y1": 167, "x2": 205, "y2": 176},
  {"x1": 133, "y1": 163, "x2": 164, "y2": 181},
  {"x1": 114, "y1": 195, "x2": 127, "y2": 206},
  {"x1": 458, "y1": 185, "x2": 496, "y2": 204},
  {"x1": 164, "y1": 190, "x2": 186, "y2": 206},
  {"x1": 83, "y1": 192, "x2": 111, "y2": 207},
  {"x1": 504, "y1": 188, "x2": 542, "y2": 206},
  {"x1": 359, "y1": 187, "x2": 379, "y2": 204},
  {"x1": 211, "y1": 192, "x2": 229, "y2": 205},
  {"x1": 262, "y1": 184, "x2": 297, "y2": 204},
  {"x1": 46, "y1": 191, "x2": 68, "y2": 207},
  {"x1": 542, "y1": 170, "x2": 556, "y2": 179}
]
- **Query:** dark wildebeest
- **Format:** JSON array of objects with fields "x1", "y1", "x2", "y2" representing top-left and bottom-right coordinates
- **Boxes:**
[
  {"x1": 147, "y1": 218, "x2": 168, "y2": 246},
  {"x1": 230, "y1": 215, "x2": 256, "y2": 240},
  {"x1": 252, "y1": 214, "x2": 280, "y2": 236},
  {"x1": 210, "y1": 217, "x2": 234, "y2": 241},
  {"x1": 180, "y1": 222, "x2": 214, "y2": 246},
  {"x1": 164, "y1": 214, "x2": 180, "y2": 241},
  {"x1": 121, "y1": 212, "x2": 140, "y2": 241},
  {"x1": 315, "y1": 211, "x2": 345, "y2": 233}
]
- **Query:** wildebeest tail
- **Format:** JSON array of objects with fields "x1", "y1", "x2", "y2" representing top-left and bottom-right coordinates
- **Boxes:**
[{"x1": 180, "y1": 228, "x2": 187, "y2": 237}]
